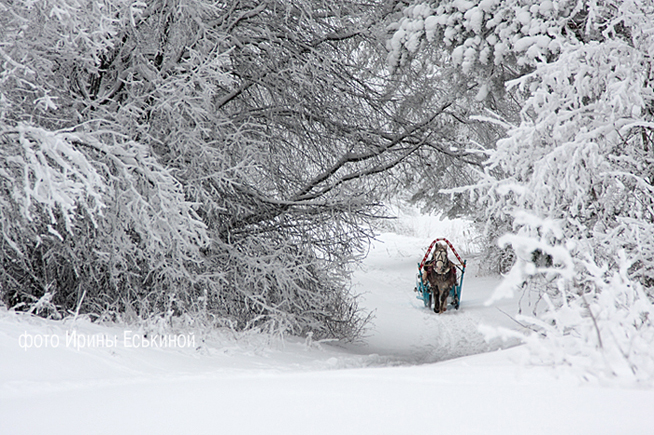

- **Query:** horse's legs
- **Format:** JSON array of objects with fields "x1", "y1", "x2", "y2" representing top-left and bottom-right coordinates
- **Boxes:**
[{"x1": 439, "y1": 288, "x2": 448, "y2": 313}]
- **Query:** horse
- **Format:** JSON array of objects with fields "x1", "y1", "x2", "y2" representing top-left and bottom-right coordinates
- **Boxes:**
[{"x1": 422, "y1": 243, "x2": 457, "y2": 313}]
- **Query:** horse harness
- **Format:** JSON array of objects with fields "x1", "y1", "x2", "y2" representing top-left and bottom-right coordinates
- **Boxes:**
[{"x1": 425, "y1": 246, "x2": 450, "y2": 275}]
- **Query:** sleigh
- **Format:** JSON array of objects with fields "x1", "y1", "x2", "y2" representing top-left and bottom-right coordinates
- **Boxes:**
[{"x1": 415, "y1": 238, "x2": 466, "y2": 311}]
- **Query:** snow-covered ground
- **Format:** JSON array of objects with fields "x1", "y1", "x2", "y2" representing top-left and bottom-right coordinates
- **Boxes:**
[{"x1": 1, "y1": 214, "x2": 653, "y2": 434}]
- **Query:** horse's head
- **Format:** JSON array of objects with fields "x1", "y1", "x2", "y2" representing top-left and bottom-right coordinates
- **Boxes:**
[{"x1": 432, "y1": 244, "x2": 450, "y2": 274}]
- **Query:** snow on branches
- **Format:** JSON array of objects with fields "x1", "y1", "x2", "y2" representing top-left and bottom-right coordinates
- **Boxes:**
[
  {"x1": 391, "y1": 0, "x2": 654, "y2": 383},
  {"x1": 470, "y1": 1, "x2": 654, "y2": 288},
  {"x1": 487, "y1": 216, "x2": 654, "y2": 385},
  {"x1": 1, "y1": 0, "x2": 388, "y2": 340},
  {"x1": 387, "y1": 0, "x2": 653, "y2": 99},
  {"x1": 10, "y1": 126, "x2": 106, "y2": 236},
  {"x1": 387, "y1": 0, "x2": 568, "y2": 73},
  {"x1": 0, "y1": 124, "x2": 209, "y2": 322}
]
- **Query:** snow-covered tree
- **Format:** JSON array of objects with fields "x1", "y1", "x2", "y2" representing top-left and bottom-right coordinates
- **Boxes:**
[
  {"x1": 389, "y1": 0, "x2": 654, "y2": 383},
  {"x1": 1, "y1": 0, "x2": 378, "y2": 338},
  {"x1": 1, "y1": 0, "x2": 483, "y2": 340}
]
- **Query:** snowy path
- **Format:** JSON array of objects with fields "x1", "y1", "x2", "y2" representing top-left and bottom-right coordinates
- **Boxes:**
[
  {"x1": 1, "y1": 229, "x2": 653, "y2": 434},
  {"x1": 343, "y1": 232, "x2": 521, "y2": 365}
]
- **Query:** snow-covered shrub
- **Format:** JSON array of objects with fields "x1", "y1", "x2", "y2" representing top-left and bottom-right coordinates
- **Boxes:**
[
  {"x1": 488, "y1": 214, "x2": 654, "y2": 384},
  {"x1": 206, "y1": 233, "x2": 367, "y2": 339},
  {"x1": 0, "y1": 122, "x2": 366, "y2": 339},
  {"x1": 0, "y1": 124, "x2": 209, "y2": 320},
  {"x1": 529, "y1": 255, "x2": 654, "y2": 385}
]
